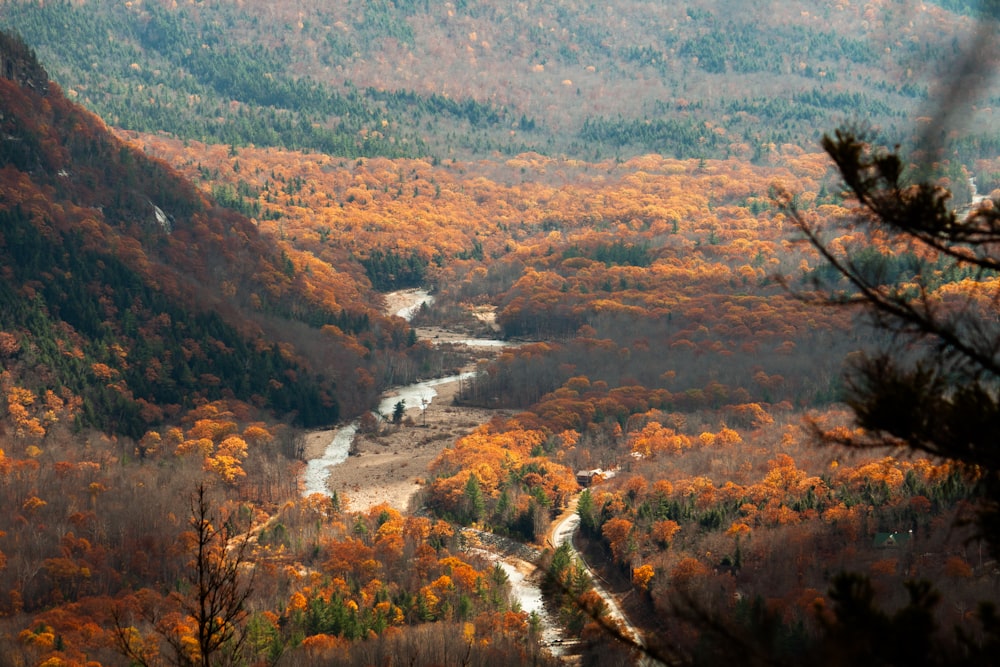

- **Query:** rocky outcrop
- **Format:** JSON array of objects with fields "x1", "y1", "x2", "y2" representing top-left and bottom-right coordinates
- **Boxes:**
[{"x1": 0, "y1": 30, "x2": 49, "y2": 95}]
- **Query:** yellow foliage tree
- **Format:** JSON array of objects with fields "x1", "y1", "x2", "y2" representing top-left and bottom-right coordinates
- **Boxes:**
[{"x1": 632, "y1": 564, "x2": 655, "y2": 592}]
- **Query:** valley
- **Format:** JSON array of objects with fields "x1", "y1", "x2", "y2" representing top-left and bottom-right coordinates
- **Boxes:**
[
  {"x1": 0, "y1": 2, "x2": 999, "y2": 666},
  {"x1": 302, "y1": 289, "x2": 505, "y2": 513}
]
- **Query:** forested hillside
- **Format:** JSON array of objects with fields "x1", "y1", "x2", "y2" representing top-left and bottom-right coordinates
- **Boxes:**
[
  {"x1": 0, "y1": 33, "x2": 432, "y2": 439},
  {"x1": 2, "y1": 0, "x2": 997, "y2": 164}
]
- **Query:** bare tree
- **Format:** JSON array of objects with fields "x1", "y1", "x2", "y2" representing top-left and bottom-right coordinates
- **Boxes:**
[
  {"x1": 113, "y1": 482, "x2": 257, "y2": 667},
  {"x1": 183, "y1": 482, "x2": 256, "y2": 666}
]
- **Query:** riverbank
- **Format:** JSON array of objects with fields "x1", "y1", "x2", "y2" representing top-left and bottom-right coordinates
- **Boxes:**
[{"x1": 303, "y1": 375, "x2": 499, "y2": 513}]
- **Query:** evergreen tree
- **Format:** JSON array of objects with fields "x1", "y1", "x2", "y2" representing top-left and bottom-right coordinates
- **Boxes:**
[
  {"x1": 461, "y1": 475, "x2": 485, "y2": 524},
  {"x1": 784, "y1": 127, "x2": 1000, "y2": 557}
]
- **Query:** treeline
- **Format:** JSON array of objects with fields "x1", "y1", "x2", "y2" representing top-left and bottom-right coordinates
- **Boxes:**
[
  {"x1": 581, "y1": 86, "x2": 903, "y2": 161},
  {"x1": 579, "y1": 116, "x2": 726, "y2": 160},
  {"x1": 368, "y1": 88, "x2": 518, "y2": 129},
  {"x1": 360, "y1": 248, "x2": 430, "y2": 291},
  {"x1": 677, "y1": 22, "x2": 877, "y2": 76}
]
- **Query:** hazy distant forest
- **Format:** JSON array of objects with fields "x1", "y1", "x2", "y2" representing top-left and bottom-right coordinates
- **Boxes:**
[{"x1": 1, "y1": 1, "x2": 999, "y2": 665}]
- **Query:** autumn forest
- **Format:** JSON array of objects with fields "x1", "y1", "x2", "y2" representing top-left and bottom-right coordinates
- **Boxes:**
[{"x1": 1, "y1": 1, "x2": 1000, "y2": 666}]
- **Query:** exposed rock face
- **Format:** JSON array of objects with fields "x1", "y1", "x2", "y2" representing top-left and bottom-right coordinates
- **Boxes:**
[{"x1": 0, "y1": 30, "x2": 49, "y2": 95}]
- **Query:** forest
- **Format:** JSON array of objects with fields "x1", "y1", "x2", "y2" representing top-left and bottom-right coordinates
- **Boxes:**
[
  {"x1": 3, "y1": 0, "x2": 999, "y2": 164},
  {"x1": 1, "y1": 1, "x2": 1000, "y2": 665}
]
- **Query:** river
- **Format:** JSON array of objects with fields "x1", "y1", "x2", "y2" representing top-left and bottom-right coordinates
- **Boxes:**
[
  {"x1": 300, "y1": 288, "x2": 631, "y2": 659},
  {"x1": 301, "y1": 289, "x2": 500, "y2": 497},
  {"x1": 460, "y1": 527, "x2": 569, "y2": 653}
]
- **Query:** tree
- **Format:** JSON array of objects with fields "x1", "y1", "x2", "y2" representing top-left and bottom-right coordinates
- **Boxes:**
[
  {"x1": 183, "y1": 483, "x2": 256, "y2": 666},
  {"x1": 601, "y1": 517, "x2": 634, "y2": 564},
  {"x1": 461, "y1": 474, "x2": 485, "y2": 525},
  {"x1": 392, "y1": 399, "x2": 406, "y2": 425},
  {"x1": 113, "y1": 483, "x2": 258, "y2": 666},
  {"x1": 782, "y1": 127, "x2": 1000, "y2": 556}
]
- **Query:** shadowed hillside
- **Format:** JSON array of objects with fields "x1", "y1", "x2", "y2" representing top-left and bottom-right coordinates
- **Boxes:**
[{"x1": 0, "y1": 33, "x2": 419, "y2": 437}]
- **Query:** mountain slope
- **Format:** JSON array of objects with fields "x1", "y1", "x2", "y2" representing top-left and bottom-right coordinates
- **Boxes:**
[{"x1": 0, "y1": 33, "x2": 393, "y2": 437}]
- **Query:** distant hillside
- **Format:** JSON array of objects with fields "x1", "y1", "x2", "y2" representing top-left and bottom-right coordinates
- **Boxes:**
[
  {"x1": 2, "y1": 0, "x2": 997, "y2": 162},
  {"x1": 0, "y1": 33, "x2": 413, "y2": 438}
]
